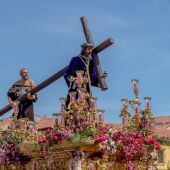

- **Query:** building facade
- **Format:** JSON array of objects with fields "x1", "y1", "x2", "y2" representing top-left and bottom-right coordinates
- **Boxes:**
[{"x1": 154, "y1": 116, "x2": 170, "y2": 170}]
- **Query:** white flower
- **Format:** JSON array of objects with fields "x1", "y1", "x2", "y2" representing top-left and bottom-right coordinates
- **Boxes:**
[{"x1": 110, "y1": 141, "x2": 115, "y2": 146}]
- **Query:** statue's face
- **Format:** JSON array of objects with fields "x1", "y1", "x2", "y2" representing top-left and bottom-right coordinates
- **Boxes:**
[
  {"x1": 84, "y1": 46, "x2": 93, "y2": 57},
  {"x1": 21, "y1": 69, "x2": 29, "y2": 80}
]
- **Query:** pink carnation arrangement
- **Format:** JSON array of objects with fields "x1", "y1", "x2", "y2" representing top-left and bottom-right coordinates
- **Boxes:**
[
  {"x1": 94, "y1": 134, "x2": 109, "y2": 143},
  {"x1": 144, "y1": 137, "x2": 161, "y2": 150},
  {"x1": 112, "y1": 132, "x2": 143, "y2": 160},
  {"x1": 110, "y1": 131, "x2": 161, "y2": 170},
  {"x1": 38, "y1": 128, "x2": 73, "y2": 145}
]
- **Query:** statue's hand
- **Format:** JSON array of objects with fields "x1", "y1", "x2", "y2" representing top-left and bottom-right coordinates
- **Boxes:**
[
  {"x1": 9, "y1": 101, "x2": 14, "y2": 107},
  {"x1": 27, "y1": 93, "x2": 36, "y2": 100},
  {"x1": 101, "y1": 71, "x2": 107, "y2": 78},
  {"x1": 9, "y1": 101, "x2": 20, "y2": 107}
]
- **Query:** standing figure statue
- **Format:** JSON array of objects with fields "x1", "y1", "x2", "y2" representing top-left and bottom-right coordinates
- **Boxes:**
[
  {"x1": 7, "y1": 68, "x2": 37, "y2": 121},
  {"x1": 64, "y1": 43, "x2": 107, "y2": 107}
]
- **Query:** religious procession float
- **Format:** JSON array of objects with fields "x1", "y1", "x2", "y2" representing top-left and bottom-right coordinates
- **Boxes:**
[
  {"x1": 0, "y1": 76, "x2": 162, "y2": 170},
  {"x1": 1, "y1": 16, "x2": 169, "y2": 170}
]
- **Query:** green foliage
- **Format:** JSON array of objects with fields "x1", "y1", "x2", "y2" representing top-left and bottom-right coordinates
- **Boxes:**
[
  {"x1": 80, "y1": 128, "x2": 100, "y2": 138},
  {"x1": 70, "y1": 128, "x2": 100, "y2": 144},
  {"x1": 152, "y1": 134, "x2": 170, "y2": 144}
]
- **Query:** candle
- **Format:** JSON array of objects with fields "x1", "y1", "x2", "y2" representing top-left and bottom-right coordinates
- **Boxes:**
[
  {"x1": 121, "y1": 98, "x2": 128, "y2": 108},
  {"x1": 99, "y1": 114, "x2": 103, "y2": 122},
  {"x1": 135, "y1": 105, "x2": 139, "y2": 115},
  {"x1": 122, "y1": 114, "x2": 125, "y2": 125},
  {"x1": 69, "y1": 92, "x2": 76, "y2": 103},
  {"x1": 61, "y1": 117, "x2": 65, "y2": 127},
  {"x1": 60, "y1": 97, "x2": 66, "y2": 111},
  {"x1": 132, "y1": 79, "x2": 139, "y2": 91},
  {"x1": 55, "y1": 118, "x2": 58, "y2": 126},
  {"x1": 13, "y1": 102, "x2": 19, "y2": 114},
  {"x1": 144, "y1": 97, "x2": 151, "y2": 109},
  {"x1": 88, "y1": 115, "x2": 92, "y2": 124},
  {"x1": 141, "y1": 117, "x2": 147, "y2": 128},
  {"x1": 132, "y1": 79, "x2": 139, "y2": 98},
  {"x1": 90, "y1": 97, "x2": 97, "y2": 109}
]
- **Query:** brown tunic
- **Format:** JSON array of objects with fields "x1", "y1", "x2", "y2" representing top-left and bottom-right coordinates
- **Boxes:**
[{"x1": 7, "y1": 79, "x2": 37, "y2": 121}]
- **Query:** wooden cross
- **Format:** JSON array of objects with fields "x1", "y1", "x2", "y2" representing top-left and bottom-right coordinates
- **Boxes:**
[{"x1": 0, "y1": 16, "x2": 114, "y2": 116}]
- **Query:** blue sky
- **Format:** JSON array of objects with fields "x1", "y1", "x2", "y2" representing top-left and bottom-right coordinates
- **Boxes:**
[{"x1": 0, "y1": 0, "x2": 170, "y2": 123}]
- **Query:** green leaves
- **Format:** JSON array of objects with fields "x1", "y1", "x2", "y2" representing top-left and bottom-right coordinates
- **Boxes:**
[{"x1": 80, "y1": 128, "x2": 100, "y2": 138}]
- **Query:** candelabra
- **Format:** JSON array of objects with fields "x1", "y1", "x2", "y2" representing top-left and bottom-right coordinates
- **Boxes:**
[
  {"x1": 53, "y1": 112, "x2": 64, "y2": 127},
  {"x1": 53, "y1": 69, "x2": 105, "y2": 132},
  {"x1": 120, "y1": 79, "x2": 154, "y2": 132},
  {"x1": 120, "y1": 98, "x2": 131, "y2": 126}
]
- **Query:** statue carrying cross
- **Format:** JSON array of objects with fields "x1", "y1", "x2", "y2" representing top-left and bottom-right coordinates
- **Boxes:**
[
  {"x1": 64, "y1": 42, "x2": 104, "y2": 108},
  {"x1": 0, "y1": 16, "x2": 114, "y2": 120}
]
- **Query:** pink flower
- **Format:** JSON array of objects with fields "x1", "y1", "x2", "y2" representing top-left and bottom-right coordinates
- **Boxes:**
[
  {"x1": 150, "y1": 137, "x2": 157, "y2": 144},
  {"x1": 94, "y1": 134, "x2": 109, "y2": 143},
  {"x1": 155, "y1": 142, "x2": 161, "y2": 150},
  {"x1": 38, "y1": 137, "x2": 46, "y2": 144},
  {"x1": 53, "y1": 135, "x2": 58, "y2": 142},
  {"x1": 138, "y1": 138, "x2": 143, "y2": 144},
  {"x1": 144, "y1": 137, "x2": 157, "y2": 145},
  {"x1": 46, "y1": 128, "x2": 51, "y2": 134}
]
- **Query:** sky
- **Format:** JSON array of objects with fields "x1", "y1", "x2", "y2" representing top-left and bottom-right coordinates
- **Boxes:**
[{"x1": 0, "y1": 0, "x2": 170, "y2": 123}]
